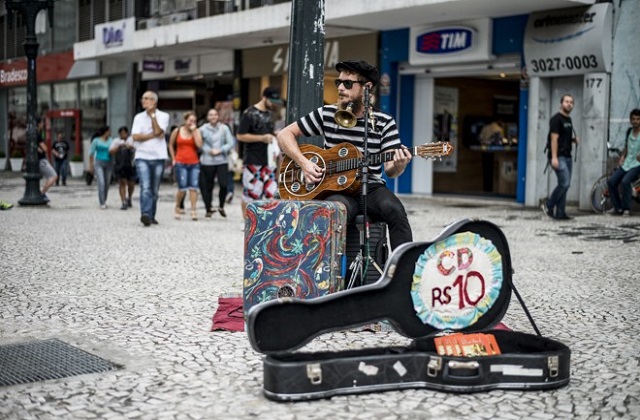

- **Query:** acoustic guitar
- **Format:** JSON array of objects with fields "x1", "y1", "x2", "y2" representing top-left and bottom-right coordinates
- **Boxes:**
[{"x1": 278, "y1": 141, "x2": 454, "y2": 200}]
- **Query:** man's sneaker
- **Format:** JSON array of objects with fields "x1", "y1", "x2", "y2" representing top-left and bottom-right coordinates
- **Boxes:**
[
  {"x1": 605, "y1": 208, "x2": 621, "y2": 216},
  {"x1": 205, "y1": 210, "x2": 213, "y2": 218},
  {"x1": 42, "y1": 194, "x2": 50, "y2": 203},
  {"x1": 120, "y1": 202, "x2": 128, "y2": 210},
  {"x1": 556, "y1": 214, "x2": 574, "y2": 220},
  {"x1": 226, "y1": 192, "x2": 234, "y2": 204},
  {"x1": 100, "y1": 204, "x2": 108, "y2": 210},
  {"x1": 141, "y1": 214, "x2": 152, "y2": 227},
  {"x1": 622, "y1": 210, "x2": 631, "y2": 217},
  {"x1": 218, "y1": 207, "x2": 227, "y2": 218},
  {"x1": 151, "y1": 219, "x2": 159, "y2": 225},
  {"x1": 541, "y1": 203, "x2": 552, "y2": 218}
]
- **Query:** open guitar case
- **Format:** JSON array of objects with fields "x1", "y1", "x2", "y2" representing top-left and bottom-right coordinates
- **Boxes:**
[{"x1": 247, "y1": 219, "x2": 571, "y2": 402}]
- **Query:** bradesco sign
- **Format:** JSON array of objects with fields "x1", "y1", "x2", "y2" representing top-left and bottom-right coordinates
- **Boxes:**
[{"x1": 524, "y1": 3, "x2": 612, "y2": 77}]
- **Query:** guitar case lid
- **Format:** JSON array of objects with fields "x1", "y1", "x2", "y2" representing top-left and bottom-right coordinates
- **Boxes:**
[{"x1": 248, "y1": 218, "x2": 514, "y2": 355}]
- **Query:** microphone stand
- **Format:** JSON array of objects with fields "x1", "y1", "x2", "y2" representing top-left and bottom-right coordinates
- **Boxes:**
[{"x1": 358, "y1": 86, "x2": 372, "y2": 287}]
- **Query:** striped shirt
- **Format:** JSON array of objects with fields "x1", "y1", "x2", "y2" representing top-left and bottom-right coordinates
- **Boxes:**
[{"x1": 296, "y1": 104, "x2": 401, "y2": 184}]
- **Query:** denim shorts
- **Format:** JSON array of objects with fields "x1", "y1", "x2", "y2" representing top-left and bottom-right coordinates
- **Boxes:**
[{"x1": 174, "y1": 163, "x2": 200, "y2": 191}]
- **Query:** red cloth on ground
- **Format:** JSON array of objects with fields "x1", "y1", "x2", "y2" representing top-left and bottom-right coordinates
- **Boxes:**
[{"x1": 211, "y1": 297, "x2": 244, "y2": 332}]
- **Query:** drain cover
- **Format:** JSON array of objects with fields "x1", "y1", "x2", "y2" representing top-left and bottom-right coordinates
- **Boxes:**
[{"x1": 0, "y1": 339, "x2": 121, "y2": 387}]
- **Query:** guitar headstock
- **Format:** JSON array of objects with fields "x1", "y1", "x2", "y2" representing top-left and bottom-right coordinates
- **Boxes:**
[{"x1": 416, "y1": 141, "x2": 454, "y2": 159}]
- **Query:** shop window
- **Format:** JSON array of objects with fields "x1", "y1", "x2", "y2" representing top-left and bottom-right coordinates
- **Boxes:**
[
  {"x1": 7, "y1": 86, "x2": 52, "y2": 157},
  {"x1": 80, "y1": 79, "x2": 108, "y2": 143}
]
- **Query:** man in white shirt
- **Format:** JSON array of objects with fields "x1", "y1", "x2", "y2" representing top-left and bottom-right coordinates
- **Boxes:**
[{"x1": 131, "y1": 91, "x2": 170, "y2": 227}]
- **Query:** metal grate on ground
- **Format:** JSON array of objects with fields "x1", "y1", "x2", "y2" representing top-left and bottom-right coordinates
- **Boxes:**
[{"x1": 0, "y1": 338, "x2": 121, "y2": 387}]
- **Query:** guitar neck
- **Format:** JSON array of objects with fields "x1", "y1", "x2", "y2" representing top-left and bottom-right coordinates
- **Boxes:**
[{"x1": 367, "y1": 147, "x2": 416, "y2": 166}]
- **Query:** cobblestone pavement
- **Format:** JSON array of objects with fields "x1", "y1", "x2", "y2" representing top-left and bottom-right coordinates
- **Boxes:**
[{"x1": 1, "y1": 171, "x2": 639, "y2": 420}]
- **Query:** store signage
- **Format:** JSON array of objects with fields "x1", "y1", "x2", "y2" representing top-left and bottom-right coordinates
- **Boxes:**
[
  {"x1": 143, "y1": 60, "x2": 165, "y2": 72},
  {"x1": 415, "y1": 28, "x2": 473, "y2": 55},
  {"x1": 0, "y1": 51, "x2": 75, "y2": 87},
  {"x1": 95, "y1": 18, "x2": 135, "y2": 55},
  {"x1": 409, "y1": 20, "x2": 492, "y2": 66},
  {"x1": 524, "y1": 4, "x2": 612, "y2": 77}
]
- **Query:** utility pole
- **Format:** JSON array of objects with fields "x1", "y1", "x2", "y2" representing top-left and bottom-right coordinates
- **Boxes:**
[
  {"x1": 286, "y1": 0, "x2": 325, "y2": 146},
  {"x1": 6, "y1": 0, "x2": 54, "y2": 206}
]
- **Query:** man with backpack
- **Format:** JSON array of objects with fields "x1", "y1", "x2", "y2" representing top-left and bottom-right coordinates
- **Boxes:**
[
  {"x1": 109, "y1": 126, "x2": 137, "y2": 210},
  {"x1": 542, "y1": 94, "x2": 579, "y2": 220},
  {"x1": 606, "y1": 108, "x2": 640, "y2": 216}
]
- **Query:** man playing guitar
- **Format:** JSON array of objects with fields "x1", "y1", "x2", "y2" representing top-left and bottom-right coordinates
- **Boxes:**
[{"x1": 277, "y1": 59, "x2": 413, "y2": 250}]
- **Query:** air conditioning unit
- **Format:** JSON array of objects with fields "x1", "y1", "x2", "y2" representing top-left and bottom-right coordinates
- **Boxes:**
[
  {"x1": 176, "y1": 0, "x2": 197, "y2": 11},
  {"x1": 139, "y1": 17, "x2": 162, "y2": 30},
  {"x1": 159, "y1": 0, "x2": 176, "y2": 16},
  {"x1": 160, "y1": 12, "x2": 189, "y2": 26}
]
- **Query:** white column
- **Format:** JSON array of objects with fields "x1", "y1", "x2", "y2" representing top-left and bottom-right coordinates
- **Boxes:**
[{"x1": 411, "y1": 76, "x2": 434, "y2": 195}]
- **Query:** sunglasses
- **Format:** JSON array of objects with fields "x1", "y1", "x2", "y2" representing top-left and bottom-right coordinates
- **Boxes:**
[{"x1": 334, "y1": 79, "x2": 366, "y2": 89}]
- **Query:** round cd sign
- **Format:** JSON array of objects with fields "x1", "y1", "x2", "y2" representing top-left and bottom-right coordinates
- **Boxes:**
[{"x1": 411, "y1": 232, "x2": 503, "y2": 330}]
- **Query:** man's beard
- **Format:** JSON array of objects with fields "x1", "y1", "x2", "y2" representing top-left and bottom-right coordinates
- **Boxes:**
[{"x1": 338, "y1": 96, "x2": 364, "y2": 113}]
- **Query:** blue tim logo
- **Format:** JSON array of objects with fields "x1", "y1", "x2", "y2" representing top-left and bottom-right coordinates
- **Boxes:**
[{"x1": 416, "y1": 28, "x2": 473, "y2": 54}]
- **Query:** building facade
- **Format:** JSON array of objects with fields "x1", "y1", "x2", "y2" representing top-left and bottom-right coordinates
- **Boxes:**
[{"x1": 2, "y1": 0, "x2": 636, "y2": 211}]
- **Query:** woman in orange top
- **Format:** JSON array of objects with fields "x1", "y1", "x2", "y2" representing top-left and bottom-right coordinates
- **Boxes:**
[{"x1": 169, "y1": 111, "x2": 203, "y2": 220}]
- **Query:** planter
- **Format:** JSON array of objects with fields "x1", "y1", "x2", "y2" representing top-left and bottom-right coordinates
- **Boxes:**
[
  {"x1": 9, "y1": 158, "x2": 23, "y2": 173},
  {"x1": 69, "y1": 161, "x2": 84, "y2": 177}
]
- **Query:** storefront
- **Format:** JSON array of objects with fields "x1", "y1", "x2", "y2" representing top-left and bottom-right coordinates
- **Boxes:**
[
  {"x1": 0, "y1": 50, "x2": 114, "y2": 164},
  {"x1": 381, "y1": 16, "x2": 527, "y2": 199},
  {"x1": 522, "y1": 3, "x2": 612, "y2": 210},
  {"x1": 241, "y1": 33, "x2": 379, "y2": 112}
]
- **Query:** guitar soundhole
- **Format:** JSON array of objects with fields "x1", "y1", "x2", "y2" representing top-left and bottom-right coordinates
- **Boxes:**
[
  {"x1": 277, "y1": 285, "x2": 295, "y2": 298},
  {"x1": 337, "y1": 175, "x2": 347, "y2": 186},
  {"x1": 291, "y1": 182, "x2": 301, "y2": 193},
  {"x1": 338, "y1": 147, "x2": 348, "y2": 158}
]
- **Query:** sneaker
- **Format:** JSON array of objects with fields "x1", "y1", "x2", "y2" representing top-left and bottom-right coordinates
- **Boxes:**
[
  {"x1": 141, "y1": 214, "x2": 152, "y2": 227},
  {"x1": 120, "y1": 203, "x2": 128, "y2": 210},
  {"x1": 226, "y1": 192, "x2": 234, "y2": 204},
  {"x1": 622, "y1": 210, "x2": 631, "y2": 217},
  {"x1": 100, "y1": 204, "x2": 108, "y2": 210},
  {"x1": 541, "y1": 203, "x2": 553, "y2": 218},
  {"x1": 218, "y1": 207, "x2": 227, "y2": 218},
  {"x1": 556, "y1": 215, "x2": 574, "y2": 220},
  {"x1": 205, "y1": 210, "x2": 213, "y2": 218},
  {"x1": 605, "y1": 208, "x2": 621, "y2": 216},
  {"x1": 127, "y1": 198, "x2": 133, "y2": 208},
  {"x1": 62, "y1": 181, "x2": 67, "y2": 186},
  {"x1": 42, "y1": 194, "x2": 50, "y2": 203},
  {"x1": 151, "y1": 219, "x2": 159, "y2": 225},
  {"x1": 0, "y1": 201, "x2": 13, "y2": 210}
]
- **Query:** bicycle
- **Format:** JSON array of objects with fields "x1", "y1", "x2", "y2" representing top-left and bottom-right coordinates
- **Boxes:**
[{"x1": 589, "y1": 143, "x2": 640, "y2": 213}]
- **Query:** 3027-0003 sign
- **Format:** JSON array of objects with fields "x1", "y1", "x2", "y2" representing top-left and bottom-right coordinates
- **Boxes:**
[{"x1": 530, "y1": 54, "x2": 599, "y2": 73}]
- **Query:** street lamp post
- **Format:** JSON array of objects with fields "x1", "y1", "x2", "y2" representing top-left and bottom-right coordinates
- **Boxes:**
[{"x1": 6, "y1": 0, "x2": 54, "y2": 206}]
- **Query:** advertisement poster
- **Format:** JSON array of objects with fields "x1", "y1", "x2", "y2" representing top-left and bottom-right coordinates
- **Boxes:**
[{"x1": 433, "y1": 86, "x2": 458, "y2": 172}]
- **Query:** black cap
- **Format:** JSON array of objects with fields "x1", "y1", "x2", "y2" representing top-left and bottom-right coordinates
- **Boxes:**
[
  {"x1": 262, "y1": 87, "x2": 283, "y2": 104},
  {"x1": 335, "y1": 60, "x2": 379, "y2": 87}
]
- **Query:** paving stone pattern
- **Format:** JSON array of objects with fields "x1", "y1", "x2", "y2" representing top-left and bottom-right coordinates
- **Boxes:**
[{"x1": 0, "y1": 172, "x2": 639, "y2": 419}]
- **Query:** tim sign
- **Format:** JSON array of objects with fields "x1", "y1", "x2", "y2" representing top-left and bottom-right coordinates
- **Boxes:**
[
  {"x1": 416, "y1": 28, "x2": 473, "y2": 55},
  {"x1": 409, "y1": 19, "x2": 492, "y2": 66}
]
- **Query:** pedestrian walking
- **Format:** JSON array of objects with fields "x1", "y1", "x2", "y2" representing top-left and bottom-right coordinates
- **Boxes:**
[
  {"x1": 131, "y1": 91, "x2": 170, "y2": 227},
  {"x1": 542, "y1": 94, "x2": 579, "y2": 220},
  {"x1": 36, "y1": 119, "x2": 58, "y2": 202},
  {"x1": 169, "y1": 111, "x2": 203, "y2": 221},
  {"x1": 52, "y1": 131, "x2": 70, "y2": 186},
  {"x1": 109, "y1": 126, "x2": 137, "y2": 210},
  {"x1": 88, "y1": 126, "x2": 114, "y2": 209},
  {"x1": 199, "y1": 108, "x2": 235, "y2": 218}
]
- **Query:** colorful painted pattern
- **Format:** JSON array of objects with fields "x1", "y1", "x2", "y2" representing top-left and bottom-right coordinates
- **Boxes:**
[
  {"x1": 411, "y1": 232, "x2": 503, "y2": 330},
  {"x1": 243, "y1": 200, "x2": 346, "y2": 314}
]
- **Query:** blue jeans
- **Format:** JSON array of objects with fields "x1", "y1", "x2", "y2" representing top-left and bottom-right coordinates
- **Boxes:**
[
  {"x1": 94, "y1": 160, "x2": 113, "y2": 206},
  {"x1": 54, "y1": 159, "x2": 67, "y2": 183},
  {"x1": 135, "y1": 159, "x2": 165, "y2": 219},
  {"x1": 607, "y1": 165, "x2": 640, "y2": 212},
  {"x1": 174, "y1": 163, "x2": 200, "y2": 191},
  {"x1": 547, "y1": 156, "x2": 572, "y2": 218}
]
